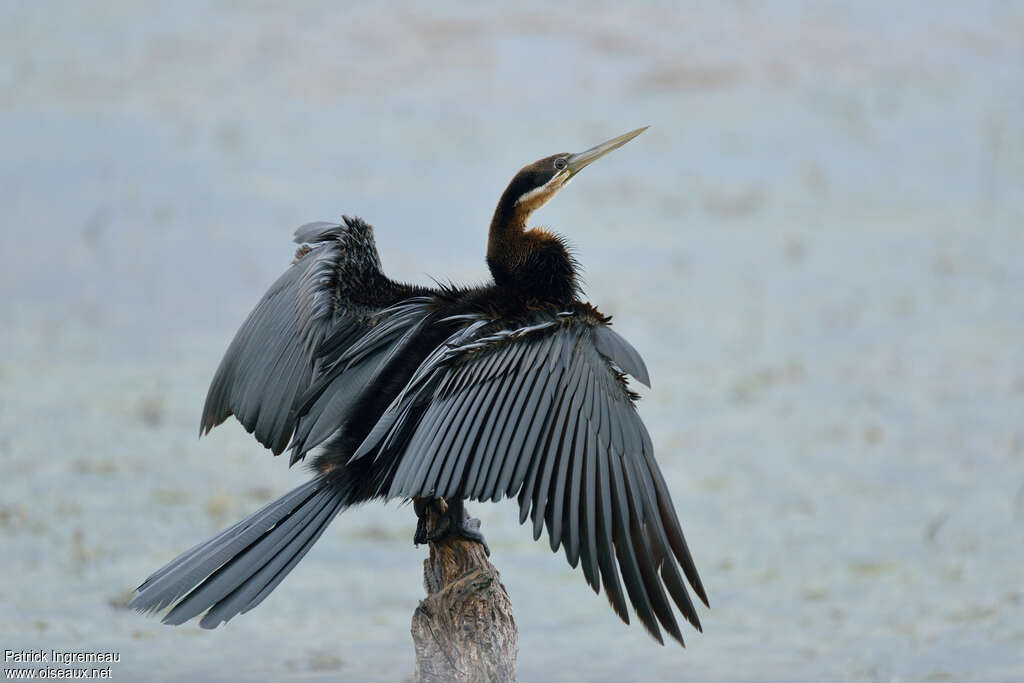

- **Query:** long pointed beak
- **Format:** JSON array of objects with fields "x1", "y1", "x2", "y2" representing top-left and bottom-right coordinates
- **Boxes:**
[{"x1": 565, "y1": 126, "x2": 648, "y2": 176}]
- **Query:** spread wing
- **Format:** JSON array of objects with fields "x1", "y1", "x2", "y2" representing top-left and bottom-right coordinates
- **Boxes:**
[
  {"x1": 199, "y1": 217, "x2": 429, "y2": 459},
  {"x1": 354, "y1": 307, "x2": 708, "y2": 644}
]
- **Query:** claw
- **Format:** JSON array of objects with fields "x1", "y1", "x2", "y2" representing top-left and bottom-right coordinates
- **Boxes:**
[
  {"x1": 413, "y1": 497, "x2": 436, "y2": 546},
  {"x1": 413, "y1": 497, "x2": 490, "y2": 556}
]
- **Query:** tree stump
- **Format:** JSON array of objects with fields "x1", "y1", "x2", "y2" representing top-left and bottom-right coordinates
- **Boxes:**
[{"x1": 411, "y1": 499, "x2": 518, "y2": 683}]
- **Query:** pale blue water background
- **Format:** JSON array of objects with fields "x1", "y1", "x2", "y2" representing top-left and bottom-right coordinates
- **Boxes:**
[{"x1": 1, "y1": 2, "x2": 1023, "y2": 680}]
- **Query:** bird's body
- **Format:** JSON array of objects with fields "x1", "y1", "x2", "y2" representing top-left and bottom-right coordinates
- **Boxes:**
[{"x1": 132, "y1": 128, "x2": 708, "y2": 646}]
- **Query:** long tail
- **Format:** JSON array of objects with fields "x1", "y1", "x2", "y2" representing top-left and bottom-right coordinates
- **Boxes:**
[{"x1": 130, "y1": 473, "x2": 349, "y2": 629}]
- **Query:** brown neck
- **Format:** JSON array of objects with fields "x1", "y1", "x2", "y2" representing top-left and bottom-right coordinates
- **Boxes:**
[
  {"x1": 486, "y1": 187, "x2": 531, "y2": 272},
  {"x1": 485, "y1": 189, "x2": 578, "y2": 305}
]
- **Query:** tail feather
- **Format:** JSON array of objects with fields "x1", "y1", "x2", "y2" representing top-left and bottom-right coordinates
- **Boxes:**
[
  {"x1": 133, "y1": 481, "x2": 321, "y2": 606},
  {"x1": 130, "y1": 474, "x2": 346, "y2": 628},
  {"x1": 162, "y1": 487, "x2": 337, "y2": 627},
  {"x1": 198, "y1": 491, "x2": 344, "y2": 628}
]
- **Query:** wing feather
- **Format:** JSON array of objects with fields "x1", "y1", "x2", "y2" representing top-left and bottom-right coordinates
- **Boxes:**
[
  {"x1": 592, "y1": 325, "x2": 651, "y2": 387},
  {"x1": 485, "y1": 360, "x2": 545, "y2": 501},
  {"x1": 199, "y1": 218, "x2": 429, "y2": 459},
  {"x1": 425, "y1": 382, "x2": 482, "y2": 496},
  {"x1": 464, "y1": 369, "x2": 519, "y2": 497},
  {"x1": 608, "y1": 451, "x2": 661, "y2": 642},
  {"x1": 548, "y1": 354, "x2": 587, "y2": 552},
  {"x1": 533, "y1": 343, "x2": 585, "y2": 542},
  {"x1": 580, "y1": 424, "x2": 601, "y2": 591},
  {"x1": 354, "y1": 307, "x2": 705, "y2": 642},
  {"x1": 595, "y1": 444, "x2": 630, "y2": 621},
  {"x1": 564, "y1": 408, "x2": 587, "y2": 566}
]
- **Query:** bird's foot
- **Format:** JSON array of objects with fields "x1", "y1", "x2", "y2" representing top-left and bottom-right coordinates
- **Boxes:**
[{"x1": 414, "y1": 497, "x2": 490, "y2": 556}]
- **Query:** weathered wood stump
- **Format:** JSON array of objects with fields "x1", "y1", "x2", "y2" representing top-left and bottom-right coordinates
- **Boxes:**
[{"x1": 411, "y1": 499, "x2": 518, "y2": 683}]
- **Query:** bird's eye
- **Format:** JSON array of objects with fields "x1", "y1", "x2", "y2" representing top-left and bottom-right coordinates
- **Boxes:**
[{"x1": 554, "y1": 158, "x2": 567, "y2": 170}]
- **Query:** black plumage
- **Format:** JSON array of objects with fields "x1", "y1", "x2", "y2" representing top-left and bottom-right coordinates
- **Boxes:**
[{"x1": 131, "y1": 127, "x2": 708, "y2": 645}]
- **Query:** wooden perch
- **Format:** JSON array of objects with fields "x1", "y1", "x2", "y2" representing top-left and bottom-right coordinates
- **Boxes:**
[{"x1": 411, "y1": 499, "x2": 518, "y2": 683}]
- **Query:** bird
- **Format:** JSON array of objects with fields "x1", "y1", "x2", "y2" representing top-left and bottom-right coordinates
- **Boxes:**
[{"x1": 130, "y1": 127, "x2": 709, "y2": 646}]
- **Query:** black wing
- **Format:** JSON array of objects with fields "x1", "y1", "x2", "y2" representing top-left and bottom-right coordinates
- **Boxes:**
[
  {"x1": 354, "y1": 306, "x2": 708, "y2": 645},
  {"x1": 199, "y1": 217, "x2": 429, "y2": 459}
]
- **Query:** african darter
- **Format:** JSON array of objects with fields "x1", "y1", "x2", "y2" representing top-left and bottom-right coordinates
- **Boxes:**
[{"x1": 131, "y1": 127, "x2": 708, "y2": 646}]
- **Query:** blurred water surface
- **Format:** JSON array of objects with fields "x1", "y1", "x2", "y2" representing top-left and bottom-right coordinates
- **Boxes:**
[{"x1": 2, "y1": 1, "x2": 1023, "y2": 681}]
